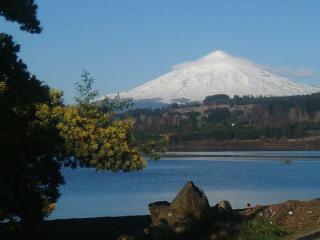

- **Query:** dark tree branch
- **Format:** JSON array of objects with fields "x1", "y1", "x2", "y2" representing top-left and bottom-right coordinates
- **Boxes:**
[{"x1": 0, "y1": 0, "x2": 42, "y2": 34}]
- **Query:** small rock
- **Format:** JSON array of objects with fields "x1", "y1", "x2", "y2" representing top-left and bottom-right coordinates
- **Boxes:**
[
  {"x1": 215, "y1": 200, "x2": 232, "y2": 213},
  {"x1": 210, "y1": 233, "x2": 219, "y2": 240},
  {"x1": 148, "y1": 201, "x2": 170, "y2": 226},
  {"x1": 117, "y1": 234, "x2": 132, "y2": 240},
  {"x1": 143, "y1": 228, "x2": 149, "y2": 235},
  {"x1": 174, "y1": 224, "x2": 186, "y2": 234},
  {"x1": 219, "y1": 230, "x2": 228, "y2": 237}
]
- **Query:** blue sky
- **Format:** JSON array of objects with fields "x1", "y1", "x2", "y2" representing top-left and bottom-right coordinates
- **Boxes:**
[{"x1": 1, "y1": 0, "x2": 320, "y2": 102}]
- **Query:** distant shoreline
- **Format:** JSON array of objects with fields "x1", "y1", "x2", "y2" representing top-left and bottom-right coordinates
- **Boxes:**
[
  {"x1": 160, "y1": 153, "x2": 320, "y2": 160},
  {"x1": 167, "y1": 137, "x2": 320, "y2": 152}
]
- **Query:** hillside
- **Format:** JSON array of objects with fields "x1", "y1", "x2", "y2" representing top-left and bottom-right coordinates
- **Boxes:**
[{"x1": 119, "y1": 93, "x2": 320, "y2": 150}]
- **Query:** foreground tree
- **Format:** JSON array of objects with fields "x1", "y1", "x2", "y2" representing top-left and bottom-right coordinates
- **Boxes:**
[
  {"x1": 0, "y1": 34, "x2": 64, "y2": 225},
  {"x1": 0, "y1": 36, "x2": 148, "y2": 224},
  {"x1": 0, "y1": 1, "x2": 164, "y2": 226}
]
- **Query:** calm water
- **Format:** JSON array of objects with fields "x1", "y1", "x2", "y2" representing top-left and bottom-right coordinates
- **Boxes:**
[{"x1": 49, "y1": 151, "x2": 320, "y2": 220}]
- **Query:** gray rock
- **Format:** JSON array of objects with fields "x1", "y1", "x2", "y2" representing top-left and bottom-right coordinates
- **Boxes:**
[
  {"x1": 117, "y1": 234, "x2": 132, "y2": 240},
  {"x1": 173, "y1": 224, "x2": 187, "y2": 234},
  {"x1": 143, "y1": 228, "x2": 150, "y2": 235},
  {"x1": 209, "y1": 233, "x2": 219, "y2": 240},
  {"x1": 148, "y1": 201, "x2": 170, "y2": 226},
  {"x1": 171, "y1": 181, "x2": 210, "y2": 220},
  {"x1": 148, "y1": 181, "x2": 210, "y2": 233},
  {"x1": 215, "y1": 200, "x2": 232, "y2": 213}
]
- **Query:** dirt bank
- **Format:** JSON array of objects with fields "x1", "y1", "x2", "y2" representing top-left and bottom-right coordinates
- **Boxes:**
[{"x1": 241, "y1": 199, "x2": 320, "y2": 239}]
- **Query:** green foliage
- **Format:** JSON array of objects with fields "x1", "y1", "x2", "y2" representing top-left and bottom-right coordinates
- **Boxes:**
[
  {"x1": 0, "y1": 0, "x2": 61, "y2": 226},
  {"x1": 0, "y1": 41, "x2": 156, "y2": 225},
  {"x1": 206, "y1": 108, "x2": 231, "y2": 123},
  {"x1": 0, "y1": 34, "x2": 64, "y2": 225},
  {"x1": 125, "y1": 93, "x2": 320, "y2": 144},
  {"x1": 203, "y1": 94, "x2": 230, "y2": 105},
  {"x1": 0, "y1": 0, "x2": 42, "y2": 33},
  {"x1": 140, "y1": 134, "x2": 169, "y2": 160},
  {"x1": 100, "y1": 94, "x2": 132, "y2": 113},
  {"x1": 75, "y1": 70, "x2": 99, "y2": 106},
  {"x1": 37, "y1": 70, "x2": 147, "y2": 171},
  {"x1": 234, "y1": 220, "x2": 288, "y2": 240},
  {"x1": 203, "y1": 93, "x2": 320, "y2": 114},
  {"x1": 231, "y1": 94, "x2": 320, "y2": 114},
  {"x1": 75, "y1": 70, "x2": 132, "y2": 113}
]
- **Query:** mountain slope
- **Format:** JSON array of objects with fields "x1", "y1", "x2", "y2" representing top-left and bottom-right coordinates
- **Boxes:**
[{"x1": 108, "y1": 50, "x2": 319, "y2": 103}]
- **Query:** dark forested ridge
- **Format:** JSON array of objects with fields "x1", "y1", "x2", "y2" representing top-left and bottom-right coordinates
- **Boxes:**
[{"x1": 119, "y1": 93, "x2": 320, "y2": 149}]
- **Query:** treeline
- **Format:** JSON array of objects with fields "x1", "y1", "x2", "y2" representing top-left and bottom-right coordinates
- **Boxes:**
[
  {"x1": 203, "y1": 93, "x2": 320, "y2": 113},
  {"x1": 121, "y1": 93, "x2": 320, "y2": 144}
]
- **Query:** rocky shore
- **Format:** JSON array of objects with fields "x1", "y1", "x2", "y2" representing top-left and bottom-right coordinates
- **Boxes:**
[
  {"x1": 1, "y1": 181, "x2": 319, "y2": 240},
  {"x1": 119, "y1": 181, "x2": 320, "y2": 240}
]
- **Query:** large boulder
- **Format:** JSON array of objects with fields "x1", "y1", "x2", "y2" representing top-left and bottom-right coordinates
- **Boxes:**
[
  {"x1": 171, "y1": 181, "x2": 210, "y2": 220},
  {"x1": 148, "y1": 181, "x2": 210, "y2": 232}
]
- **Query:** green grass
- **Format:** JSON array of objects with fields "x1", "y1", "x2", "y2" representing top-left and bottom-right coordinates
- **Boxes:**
[{"x1": 234, "y1": 220, "x2": 289, "y2": 240}]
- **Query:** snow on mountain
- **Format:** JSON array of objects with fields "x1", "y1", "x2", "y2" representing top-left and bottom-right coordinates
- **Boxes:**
[{"x1": 107, "y1": 50, "x2": 319, "y2": 103}]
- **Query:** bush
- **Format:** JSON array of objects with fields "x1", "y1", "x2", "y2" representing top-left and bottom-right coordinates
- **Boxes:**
[{"x1": 234, "y1": 220, "x2": 288, "y2": 240}]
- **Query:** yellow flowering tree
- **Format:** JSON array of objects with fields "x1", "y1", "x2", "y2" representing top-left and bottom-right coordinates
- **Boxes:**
[{"x1": 37, "y1": 71, "x2": 148, "y2": 172}]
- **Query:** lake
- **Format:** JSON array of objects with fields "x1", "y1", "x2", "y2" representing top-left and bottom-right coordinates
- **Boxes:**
[{"x1": 49, "y1": 151, "x2": 320, "y2": 220}]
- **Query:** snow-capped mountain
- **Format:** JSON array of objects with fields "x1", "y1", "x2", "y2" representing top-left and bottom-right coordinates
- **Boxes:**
[{"x1": 107, "y1": 50, "x2": 319, "y2": 103}]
